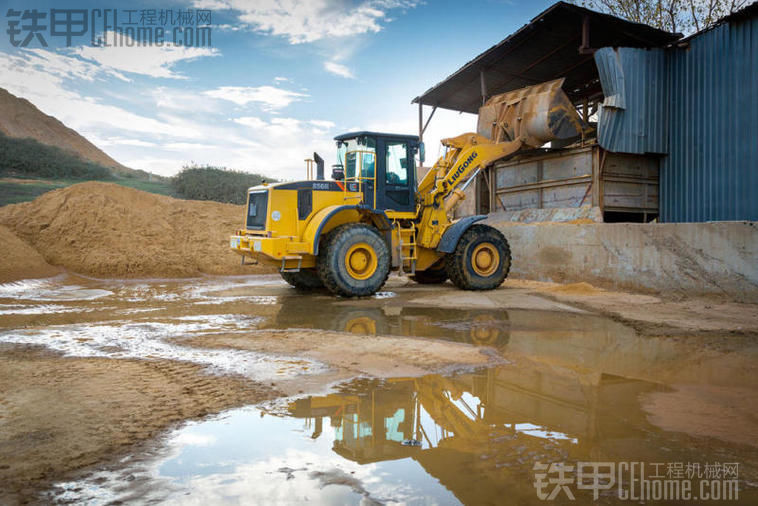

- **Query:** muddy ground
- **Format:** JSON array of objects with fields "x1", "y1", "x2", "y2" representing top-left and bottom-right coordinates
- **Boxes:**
[{"x1": 1, "y1": 274, "x2": 757, "y2": 504}]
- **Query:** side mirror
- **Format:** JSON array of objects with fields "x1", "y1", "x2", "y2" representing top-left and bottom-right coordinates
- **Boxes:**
[{"x1": 419, "y1": 142, "x2": 425, "y2": 164}]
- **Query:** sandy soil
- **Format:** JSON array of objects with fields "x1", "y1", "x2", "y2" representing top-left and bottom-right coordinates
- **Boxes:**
[
  {"x1": 0, "y1": 225, "x2": 60, "y2": 283},
  {"x1": 641, "y1": 384, "x2": 758, "y2": 448},
  {"x1": 184, "y1": 329, "x2": 503, "y2": 396},
  {"x1": 0, "y1": 182, "x2": 276, "y2": 280},
  {"x1": 0, "y1": 346, "x2": 278, "y2": 505},
  {"x1": 503, "y1": 279, "x2": 758, "y2": 337}
]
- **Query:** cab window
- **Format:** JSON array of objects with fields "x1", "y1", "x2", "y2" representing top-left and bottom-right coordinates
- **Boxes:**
[
  {"x1": 362, "y1": 152, "x2": 375, "y2": 178},
  {"x1": 386, "y1": 141, "x2": 408, "y2": 185},
  {"x1": 345, "y1": 152, "x2": 357, "y2": 178},
  {"x1": 340, "y1": 137, "x2": 375, "y2": 180}
]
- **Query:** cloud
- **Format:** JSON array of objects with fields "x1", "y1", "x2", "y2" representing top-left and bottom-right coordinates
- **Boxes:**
[
  {"x1": 203, "y1": 85, "x2": 307, "y2": 110},
  {"x1": 91, "y1": 137, "x2": 159, "y2": 147},
  {"x1": 323, "y1": 61, "x2": 354, "y2": 79},
  {"x1": 309, "y1": 120, "x2": 335, "y2": 129},
  {"x1": 7, "y1": 48, "x2": 105, "y2": 82},
  {"x1": 74, "y1": 31, "x2": 219, "y2": 79},
  {"x1": 0, "y1": 50, "x2": 202, "y2": 140},
  {"x1": 192, "y1": 0, "x2": 420, "y2": 44},
  {"x1": 233, "y1": 116, "x2": 268, "y2": 128}
]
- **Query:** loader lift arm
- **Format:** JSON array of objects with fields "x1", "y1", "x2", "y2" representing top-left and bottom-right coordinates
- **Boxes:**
[{"x1": 415, "y1": 78, "x2": 590, "y2": 251}]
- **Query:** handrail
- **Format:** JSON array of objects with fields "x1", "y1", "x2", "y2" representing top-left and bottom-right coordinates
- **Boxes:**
[{"x1": 343, "y1": 149, "x2": 377, "y2": 207}]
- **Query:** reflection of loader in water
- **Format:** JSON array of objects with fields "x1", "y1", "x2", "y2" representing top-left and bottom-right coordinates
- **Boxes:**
[
  {"x1": 287, "y1": 367, "x2": 673, "y2": 505},
  {"x1": 269, "y1": 301, "x2": 511, "y2": 348}
]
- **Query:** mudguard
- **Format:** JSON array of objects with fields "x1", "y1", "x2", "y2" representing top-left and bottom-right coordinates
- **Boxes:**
[
  {"x1": 305, "y1": 205, "x2": 361, "y2": 255},
  {"x1": 436, "y1": 215, "x2": 488, "y2": 253}
]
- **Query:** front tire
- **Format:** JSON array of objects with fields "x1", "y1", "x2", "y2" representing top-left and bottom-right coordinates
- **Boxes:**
[
  {"x1": 281, "y1": 269, "x2": 324, "y2": 290},
  {"x1": 446, "y1": 224, "x2": 511, "y2": 291},
  {"x1": 317, "y1": 224, "x2": 390, "y2": 297}
]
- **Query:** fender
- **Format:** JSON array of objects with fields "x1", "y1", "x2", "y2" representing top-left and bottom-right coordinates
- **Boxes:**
[
  {"x1": 303, "y1": 205, "x2": 361, "y2": 255},
  {"x1": 436, "y1": 215, "x2": 488, "y2": 253}
]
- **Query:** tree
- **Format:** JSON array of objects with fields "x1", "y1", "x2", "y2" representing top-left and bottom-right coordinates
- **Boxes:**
[{"x1": 572, "y1": 0, "x2": 749, "y2": 34}]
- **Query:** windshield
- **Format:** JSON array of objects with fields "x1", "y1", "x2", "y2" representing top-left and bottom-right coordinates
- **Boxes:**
[{"x1": 337, "y1": 137, "x2": 375, "y2": 180}]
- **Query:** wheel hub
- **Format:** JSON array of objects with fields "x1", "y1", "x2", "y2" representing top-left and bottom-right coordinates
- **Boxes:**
[
  {"x1": 345, "y1": 242, "x2": 378, "y2": 280},
  {"x1": 472, "y1": 243, "x2": 499, "y2": 277}
]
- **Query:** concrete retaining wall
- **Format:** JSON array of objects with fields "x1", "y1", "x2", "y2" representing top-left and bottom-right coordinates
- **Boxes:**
[{"x1": 486, "y1": 220, "x2": 758, "y2": 301}]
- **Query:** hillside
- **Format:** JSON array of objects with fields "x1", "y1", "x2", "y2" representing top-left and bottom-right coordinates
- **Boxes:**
[
  {"x1": 0, "y1": 87, "x2": 144, "y2": 178},
  {"x1": 0, "y1": 182, "x2": 274, "y2": 279}
]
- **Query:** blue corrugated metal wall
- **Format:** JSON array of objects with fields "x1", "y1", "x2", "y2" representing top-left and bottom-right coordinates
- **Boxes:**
[
  {"x1": 595, "y1": 47, "x2": 668, "y2": 155},
  {"x1": 663, "y1": 14, "x2": 758, "y2": 222},
  {"x1": 595, "y1": 14, "x2": 758, "y2": 222}
]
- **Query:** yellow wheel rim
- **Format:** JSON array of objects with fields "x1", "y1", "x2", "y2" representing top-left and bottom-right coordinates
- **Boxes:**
[
  {"x1": 470, "y1": 314, "x2": 499, "y2": 345},
  {"x1": 345, "y1": 316, "x2": 377, "y2": 335},
  {"x1": 471, "y1": 243, "x2": 500, "y2": 277},
  {"x1": 345, "y1": 242, "x2": 378, "y2": 280}
]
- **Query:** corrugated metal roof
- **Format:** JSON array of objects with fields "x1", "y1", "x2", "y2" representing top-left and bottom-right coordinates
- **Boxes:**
[
  {"x1": 594, "y1": 47, "x2": 668, "y2": 154},
  {"x1": 412, "y1": 1, "x2": 680, "y2": 113},
  {"x1": 661, "y1": 11, "x2": 758, "y2": 222}
]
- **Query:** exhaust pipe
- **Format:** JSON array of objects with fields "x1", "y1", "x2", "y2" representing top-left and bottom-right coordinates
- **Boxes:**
[{"x1": 314, "y1": 152, "x2": 324, "y2": 180}]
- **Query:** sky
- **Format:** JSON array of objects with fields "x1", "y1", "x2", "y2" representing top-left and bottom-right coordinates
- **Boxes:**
[{"x1": 0, "y1": 0, "x2": 555, "y2": 180}]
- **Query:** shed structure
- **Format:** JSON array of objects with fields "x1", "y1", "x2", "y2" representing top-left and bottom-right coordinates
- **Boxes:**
[{"x1": 414, "y1": 1, "x2": 758, "y2": 223}]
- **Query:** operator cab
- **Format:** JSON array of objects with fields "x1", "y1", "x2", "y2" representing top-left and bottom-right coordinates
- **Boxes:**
[{"x1": 333, "y1": 131, "x2": 421, "y2": 213}]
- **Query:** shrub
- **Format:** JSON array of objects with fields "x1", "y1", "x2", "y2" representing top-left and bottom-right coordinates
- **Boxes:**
[
  {"x1": 0, "y1": 133, "x2": 113, "y2": 180},
  {"x1": 171, "y1": 165, "x2": 273, "y2": 204}
]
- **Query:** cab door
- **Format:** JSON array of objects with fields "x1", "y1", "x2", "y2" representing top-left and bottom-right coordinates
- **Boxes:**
[{"x1": 376, "y1": 139, "x2": 414, "y2": 212}]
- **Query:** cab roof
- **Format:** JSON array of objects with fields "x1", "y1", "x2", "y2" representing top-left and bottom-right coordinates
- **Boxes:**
[{"x1": 334, "y1": 131, "x2": 420, "y2": 143}]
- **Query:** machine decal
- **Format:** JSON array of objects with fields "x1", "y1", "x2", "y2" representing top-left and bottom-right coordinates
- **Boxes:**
[
  {"x1": 271, "y1": 210, "x2": 281, "y2": 222},
  {"x1": 448, "y1": 151, "x2": 478, "y2": 185}
]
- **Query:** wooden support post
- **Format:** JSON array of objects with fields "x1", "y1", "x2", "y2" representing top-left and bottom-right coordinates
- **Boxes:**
[
  {"x1": 418, "y1": 101, "x2": 423, "y2": 145},
  {"x1": 422, "y1": 106, "x2": 437, "y2": 136},
  {"x1": 480, "y1": 69, "x2": 487, "y2": 105},
  {"x1": 579, "y1": 15, "x2": 592, "y2": 54}
]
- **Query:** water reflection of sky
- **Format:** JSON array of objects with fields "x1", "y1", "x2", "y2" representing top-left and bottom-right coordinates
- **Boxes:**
[{"x1": 55, "y1": 406, "x2": 461, "y2": 505}]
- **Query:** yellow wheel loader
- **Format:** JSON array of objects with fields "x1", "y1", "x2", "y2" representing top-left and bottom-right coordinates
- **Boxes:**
[{"x1": 230, "y1": 79, "x2": 589, "y2": 297}]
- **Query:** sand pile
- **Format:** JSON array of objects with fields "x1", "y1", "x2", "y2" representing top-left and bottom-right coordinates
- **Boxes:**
[
  {"x1": 0, "y1": 182, "x2": 273, "y2": 278},
  {"x1": 0, "y1": 225, "x2": 60, "y2": 283},
  {"x1": 543, "y1": 282, "x2": 605, "y2": 295}
]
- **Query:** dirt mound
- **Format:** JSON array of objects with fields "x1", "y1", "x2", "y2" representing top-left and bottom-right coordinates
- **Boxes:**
[
  {"x1": 0, "y1": 225, "x2": 60, "y2": 283},
  {"x1": 543, "y1": 282, "x2": 604, "y2": 295},
  {"x1": 0, "y1": 87, "x2": 138, "y2": 177},
  {"x1": 0, "y1": 182, "x2": 274, "y2": 278}
]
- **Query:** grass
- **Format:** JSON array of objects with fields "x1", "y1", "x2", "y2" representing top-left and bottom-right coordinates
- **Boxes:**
[
  {"x1": 106, "y1": 178, "x2": 178, "y2": 197},
  {"x1": 0, "y1": 177, "x2": 178, "y2": 207},
  {"x1": 0, "y1": 179, "x2": 72, "y2": 205}
]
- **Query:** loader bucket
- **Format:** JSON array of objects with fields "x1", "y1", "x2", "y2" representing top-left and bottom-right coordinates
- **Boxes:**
[{"x1": 477, "y1": 78, "x2": 591, "y2": 147}]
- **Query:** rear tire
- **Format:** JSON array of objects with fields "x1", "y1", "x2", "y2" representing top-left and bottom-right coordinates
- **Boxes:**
[
  {"x1": 446, "y1": 224, "x2": 511, "y2": 291},
  {"x1": 317, "y1": 224, "x2": 390, "y2": 297},
  {"x1": 281, "y1": 269, "x2": 324, "y2": 290}
]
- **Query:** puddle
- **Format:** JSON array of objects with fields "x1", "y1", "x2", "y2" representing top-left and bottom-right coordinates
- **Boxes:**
[
  {"x1": 0, "y1": 278, "x2": 113, "y2": 301},
  {"x1": 2, "y1": 274, "x2": 758, "y2": 504},
  {"x1": 0, "y1": 316, "x2": 328, "y2": 382},
  {"x1": 50, "y1": 371, "x2": 758, "y2": 504}
]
